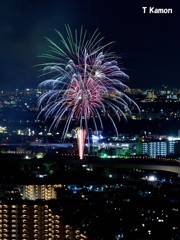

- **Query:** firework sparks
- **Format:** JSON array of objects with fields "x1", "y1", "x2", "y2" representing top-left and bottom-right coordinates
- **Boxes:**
[
  {"x1": 37, "y1": 25, "x2": 139, "y2": 159},
  {"x1": 77, "y1": 128, "x2": 86, "y2": 160}
]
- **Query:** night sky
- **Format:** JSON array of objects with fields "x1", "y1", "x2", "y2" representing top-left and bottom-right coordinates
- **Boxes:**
[{"x1": 0, "y1": 0, "x2": 180, "y2": 90}]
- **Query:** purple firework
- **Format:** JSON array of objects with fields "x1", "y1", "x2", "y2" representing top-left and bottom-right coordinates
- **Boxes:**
[{"x1": 37, "y1": 25, "x2": 139, "y2": 139}]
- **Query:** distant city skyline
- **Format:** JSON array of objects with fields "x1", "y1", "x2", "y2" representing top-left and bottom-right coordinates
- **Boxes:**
[{"x1": 0, "y1": 0, "x2": 180, "y2": 90}]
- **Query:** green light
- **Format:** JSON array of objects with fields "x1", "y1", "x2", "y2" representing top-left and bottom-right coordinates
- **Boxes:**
[{"x1": 36, "y1": 153, "x2": 44, "y2": 159}]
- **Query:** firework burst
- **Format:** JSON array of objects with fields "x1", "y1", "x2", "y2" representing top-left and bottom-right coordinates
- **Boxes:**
[{"x1": 37, "y1": 25, "x2": 139, "y2": 159}]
